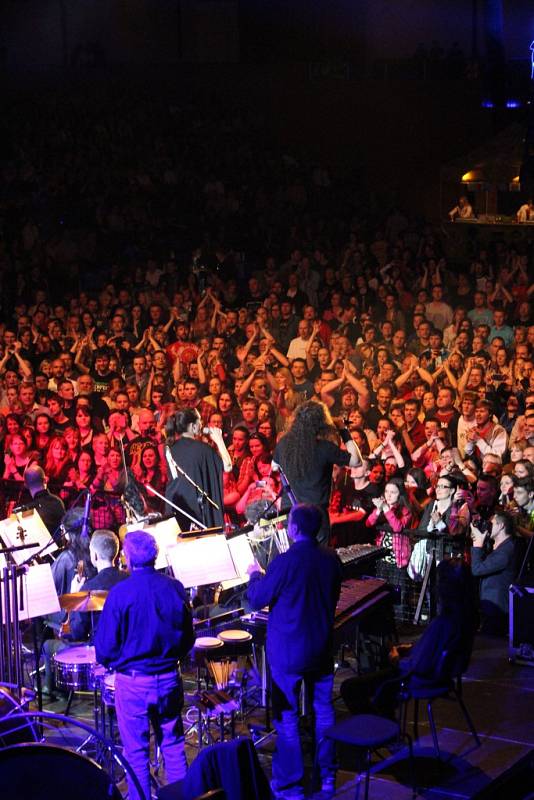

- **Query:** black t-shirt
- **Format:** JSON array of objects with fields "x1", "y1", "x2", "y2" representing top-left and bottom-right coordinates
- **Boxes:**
[
  {"x1": 90, "y1": 370, "x2": 120, "y2": 394},
  {"x1": 292, "y1": 379, "x2": 315, "y2": 400},
  {"x1": 77, "y1": 392, "x2": 110, "y2": 423},
  {"x1": 52, "y1": 418, "x2": 72, "y2": 433},
  {"x1": 33, "y1": 489, "x2": 66, "y2": 544},
  {"x1": 274, "y1": 438, "x2": 350, "y2": 507}
]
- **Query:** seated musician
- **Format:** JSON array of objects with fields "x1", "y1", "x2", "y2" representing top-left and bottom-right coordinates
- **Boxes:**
[
  {"x1": 24, "y1": 464, "x2": 65, "y2": 545},
  {"x1": 42, "y1": 529, "x2": 126, "y2": 698}
]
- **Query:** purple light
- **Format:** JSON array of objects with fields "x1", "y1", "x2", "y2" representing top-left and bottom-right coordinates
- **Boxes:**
[
  {"x1": 481, "y1": 100, "x2": 494, "y2": 109},
  {"x1": 505, "y1": 100, "x2": 521, "y2": 109}
]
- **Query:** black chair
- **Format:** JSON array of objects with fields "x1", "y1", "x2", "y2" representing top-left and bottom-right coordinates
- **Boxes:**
[
  {"x1": 157, "y1": 737, "x2": 271, "y2": 800},
  {"x1": 399, "y1": 648, "x2": 481, "y2": 759},
  {"x1": 324, "y1": 713, "x2": 416, "y2": 800}
]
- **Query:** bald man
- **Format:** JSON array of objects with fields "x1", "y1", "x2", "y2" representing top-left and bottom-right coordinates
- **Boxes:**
[{"x1": 24, "y1": 465, "x2": 65, "y2": 544}]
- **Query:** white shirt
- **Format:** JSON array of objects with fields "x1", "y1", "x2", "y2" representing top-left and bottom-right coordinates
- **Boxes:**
[{"x1": 286, "y1": 336, "x2": 310, "y2": 361}]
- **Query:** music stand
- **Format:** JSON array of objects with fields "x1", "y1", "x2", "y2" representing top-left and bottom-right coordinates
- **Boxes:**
[
  {"x1": 0, "y1": 554, "x2": 59, "y2": 705},
  {"x1": 409, "y1": 529, "x2": 456, "y2": 624},
  {"x1": 167, "y1": 535, "x2": 239, "y2": 589},
  {"x1": 121, "y1": 516, "x2": 181, "y2": 571},
  {"x1": 0, "y1": 509, "x2": 58, "y2": 565}
]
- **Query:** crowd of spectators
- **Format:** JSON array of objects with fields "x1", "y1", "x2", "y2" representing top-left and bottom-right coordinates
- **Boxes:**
[{"x1": 0, "y1": 83, "x2": 533, "y2": 627}]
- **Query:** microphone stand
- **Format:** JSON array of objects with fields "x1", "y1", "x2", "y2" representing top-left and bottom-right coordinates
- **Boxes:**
[
  {"x1": 273, "y1": 464, "x2": 297, "y2": 506},
  {"x1": 145, "y1": 483, "x2": 207, "y2": 530}
]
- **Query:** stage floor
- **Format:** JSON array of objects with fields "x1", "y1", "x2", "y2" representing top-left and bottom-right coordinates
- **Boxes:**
[{"x1": 38, "y1": 629, "x2": 534, "y2": 799}]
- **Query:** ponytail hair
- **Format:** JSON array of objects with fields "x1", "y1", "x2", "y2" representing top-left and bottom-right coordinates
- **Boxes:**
[{"x1": 165, "y1": 408, "x2": 199, "y2": 446}]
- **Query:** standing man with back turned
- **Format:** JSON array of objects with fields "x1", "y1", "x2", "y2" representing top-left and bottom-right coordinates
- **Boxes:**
[
  {"x1": 95, "y1": 530, "x2": 194, "y2": 800},
  {"x1": 273, "y1": 400, "x2": 362, "y2": 545},
  {"x1": 247, "y1": 504, "x2": 342, "y2": 800}
]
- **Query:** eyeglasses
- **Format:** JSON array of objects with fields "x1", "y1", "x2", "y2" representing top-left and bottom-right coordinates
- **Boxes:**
[{"x1": 436, "y1": 483, "x2": 452, "y2": 489}]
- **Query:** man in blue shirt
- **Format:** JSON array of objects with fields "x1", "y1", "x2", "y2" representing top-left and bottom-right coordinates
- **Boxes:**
[
  {"x1": 489, "y1": 308, "x2": 514, "y2": 350},
  {"x1": 247, "y1": 504, "x2": 342, "y2": 800},
  {"x1": 95, "y1": 530, "x2": 194, "y2": 800}
]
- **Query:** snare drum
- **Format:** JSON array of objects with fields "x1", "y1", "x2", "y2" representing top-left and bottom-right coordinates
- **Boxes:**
[{"x1": 54, "y1": 646, "x2": 98, "y2": 692}]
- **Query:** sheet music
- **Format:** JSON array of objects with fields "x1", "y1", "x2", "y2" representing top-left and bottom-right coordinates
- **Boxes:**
[
  {"x1": 167, "y1": 535, "x2": 238, "y2": 588},
  {"x1": 0, "y1": 509, "x2": 58, "y2": 565},
  {"x1": 124, "y1": 518, "x2": 180, "y2": 570},
  {"x1": 220, "y1": 534, "x2": 260, "y2": 590},
  {"x1": 2, "y1": 563, "x2": 60, "y2": 622}
]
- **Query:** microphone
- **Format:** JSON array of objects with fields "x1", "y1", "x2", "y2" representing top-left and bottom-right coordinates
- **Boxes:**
[
  {"x1": 13, "y1": 500, "x2": 39, "y2": 514},
  {"x1": 81, "y1": 490, "x2": 92, "y2": 541}
]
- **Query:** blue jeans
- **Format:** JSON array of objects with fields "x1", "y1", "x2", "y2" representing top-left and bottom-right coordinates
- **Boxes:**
[
  {"x1": 114, "y1": 670, "x2": 187, "y2": 800},
  {"x1": 270, "y1": 668, "x2": 335, "y2": 795}
]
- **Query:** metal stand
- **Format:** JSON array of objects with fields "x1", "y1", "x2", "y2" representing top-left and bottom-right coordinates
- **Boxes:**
[
  {"x1": 412, "y1": 531, "x2": 448, "y2": 624},
  {"x1": 145, "y1": 483, "x2": 207, "y2": 530},
  {"x1": 165, "y1": 446, "x2": 220, "y2": 514},
  {"x1": 0, "y1": 564, "x2": 24, "y2": 694},
  {"x1": 0, "y1": 541, "x2": 40, "y2": 694}
]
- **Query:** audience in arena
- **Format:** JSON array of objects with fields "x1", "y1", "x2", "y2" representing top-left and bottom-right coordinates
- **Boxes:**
[{"x1": 0, "y1": 84, "x2": 533, "y2": 627}]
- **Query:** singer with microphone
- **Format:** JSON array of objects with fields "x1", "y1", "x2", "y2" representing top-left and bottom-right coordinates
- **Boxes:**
[
  {"x1": 164, "y1": 408, "x2": 232, "y2": 530},
  {"x1": 23, "y1": 465, "x2": 65, "y2": 544},
  {"x1": 273, "y1": 401, "x2": 363, "y2": 546}
]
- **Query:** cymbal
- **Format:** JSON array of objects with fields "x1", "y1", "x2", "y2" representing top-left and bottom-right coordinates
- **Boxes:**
[{"x1": 59, "y1": 590, "x2": 108, "y2": 612}]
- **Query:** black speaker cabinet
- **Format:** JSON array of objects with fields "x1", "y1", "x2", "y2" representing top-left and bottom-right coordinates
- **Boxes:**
[{"x1": 509, "y1": 585, "x2": 534, "y2": 665}]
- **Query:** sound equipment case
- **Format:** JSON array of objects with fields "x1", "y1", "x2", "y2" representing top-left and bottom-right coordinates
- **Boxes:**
[{"x1": 509, "y1": 584, "x2": 534, "y2": 665}]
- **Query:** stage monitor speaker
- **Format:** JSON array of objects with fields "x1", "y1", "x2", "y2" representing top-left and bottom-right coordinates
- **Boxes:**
[{"x1": 509, "y1": 585, "x2": 534, "y2": 664}]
